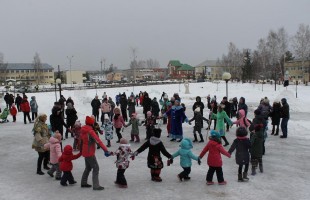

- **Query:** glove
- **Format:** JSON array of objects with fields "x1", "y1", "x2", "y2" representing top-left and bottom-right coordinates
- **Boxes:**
[
  {"x1": 167, "y1": 158, "x2": 173, "y2": 166},
  {"x1": 198, "y1": 157, "x2": 201, "y2": 165},
  {"x1": 104, "y1": 151, "x2": 111, "y2": 157},
  {"x1": 130, "y1": 155, "x2": 135, "y2": 160}
]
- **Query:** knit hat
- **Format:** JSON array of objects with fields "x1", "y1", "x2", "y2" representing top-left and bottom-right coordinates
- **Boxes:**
[
  {"x1": 236, "y1": 127, "x2": 248, "y2": 137},
  {"x1": 147, "y1": 111, "x2": 152, "y2": 117},
  {"x1": 120, "y1": 138, "x2": 128, "y2": 144},
  {"x1": 194, "y1": 107, "x2": 201, "y2": 112},
  {"x1": 85, "y1": 116, "x2": 95, "y2": 125},
  {"x1": 104, "y1": 114, "x2": 109, "y2": 120},
  {"x1": 254, "y1": 109, "x2": 261, "y2": 116},
  {"x1": 210, "y1": 130, "x2": 221, "y2": 138},
  {"x1": 153, "y1": 128, "x2": 162, "y2": 138}
]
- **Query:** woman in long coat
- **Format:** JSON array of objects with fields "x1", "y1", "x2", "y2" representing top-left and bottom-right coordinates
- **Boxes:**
[{"x1": 211, "y1": 104, "x2": 232, "y2": 146}]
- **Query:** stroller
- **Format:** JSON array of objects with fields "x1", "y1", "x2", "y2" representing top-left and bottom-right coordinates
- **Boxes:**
[{"x1": 0, "y1": 108, "x2": 10, "y2": 123}]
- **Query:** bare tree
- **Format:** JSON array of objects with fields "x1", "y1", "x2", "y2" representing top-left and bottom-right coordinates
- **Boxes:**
[
  {"x1": 257, "y1": 38, "x2": 271, "y2": 77},
  {"x1": 146, "y1": 58, "x2": 160, "y2": 68},
  {"x1": 0, "y1": 52, "x2": 8, "y2": 84},
  {"x1": 292, "y1": 24, "x2": 310, "y2": 75},
  {"x1": 33, "y1": 52, "x2": 42, "y2": 85}
]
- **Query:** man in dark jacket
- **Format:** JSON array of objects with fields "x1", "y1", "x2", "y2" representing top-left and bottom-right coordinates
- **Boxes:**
[
  {"x1": 192, "y1": 96, "x2": 205, "y2": 116},
  {"x1": 280, "y1": 98, "x2": 289, "y2": 138},
  {"x1": 142, "y1": 93, "x2": 152, "y2": 119},
  {"x1": 50, "y1": 103, "x2": 68, "y2": 139},
  {"x1": 15, "y1": 94, "x2": 23, "y2": 111},
  {"x1": 4, "y1": 93, "x2": 10, "y2": 108},
  {"x1": 119, "y1": 93, "x2": 128, "y2": 122},
  {"x1": 91, "y1": 95, "x2": 101, "y2": 122},
  {"x1": 238, "y1": 97, "x2": 248, "y2": 117}
]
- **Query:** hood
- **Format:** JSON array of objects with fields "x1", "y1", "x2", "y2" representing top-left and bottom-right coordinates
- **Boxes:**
[
  {"x1": 281, "y1": 98, "x2": 287, "y2": 105},
  {"x1": 49, "y1": 137, "x2": 60, "y2": 144},
  {"x1": 150, "y1": 136, "x2": 161, "y2": 145},
  {"x1": 240, "y1": 97, "x2": 245, "y2": 104},
  {"x1": 172, "y1": 105, "x2": 183, "y2": 110},
  {"x1": 179, "y1": 138, "x2": 193, "y2": 150},
  {"x1": 238, "y1": 109, "x2": 245, "y2": 118},
  {"x1": 63, "y1": 145, "x2": 73, "y2": 155},
  {"x1": 31, "y1": 96, "x2": 36, "y2": 100},
  {"x1": 196, "y1": 96, "x2": 201, "y2": 102}
]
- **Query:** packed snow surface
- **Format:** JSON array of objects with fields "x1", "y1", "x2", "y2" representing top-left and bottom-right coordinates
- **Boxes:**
[{"x1": 0, "y1": 82, "x2": 309, "y2": 200}]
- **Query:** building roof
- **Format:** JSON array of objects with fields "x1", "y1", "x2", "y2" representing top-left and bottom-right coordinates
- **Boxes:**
[
  {"x1": 195, "y1": 60, "x2": 218, "y2": 67},
  {"x1": 6, "y1": 63, "x2": 53, "y2": 70},
  {"x1": 177, "y1": 64, "x2": 194, "y2": 71},
  {"x1": 168, "y1": 60, "x2": 182, "y2": 66}
]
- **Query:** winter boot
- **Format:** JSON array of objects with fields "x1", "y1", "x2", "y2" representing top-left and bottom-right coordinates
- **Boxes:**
[
  {"x1": 107, "y1": 140, "x2": 111, "y2": 147},
  {"x1": 243, "y1": 172, "x2": 249, "y2": 181},
  {"x1": 259, "y1": 163, "x2": 263, "y2": 173},
  {"x1": 238, "y1": 174, "x2": 243, "y2": 182},
  {"x1": 251, "y1": 167, "x2": 256, "y2": 176},
  {"x1": 199, "y1": 134, "x2": 204, "y2": 143},
  {"x1": 193, "y1": 134, "x2": 198, "y2": 142},
  {"x1": 177, "y1": 174, "x2": 183, "y2": 181}
]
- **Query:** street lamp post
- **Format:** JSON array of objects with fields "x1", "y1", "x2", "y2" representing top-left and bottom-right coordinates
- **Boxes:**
[
  {"x1": 222, "y1": 72, "x2": 231, "y2": 98},
  {"x1": 67, "y1": 56, "x2": 74, "y2": 87}
]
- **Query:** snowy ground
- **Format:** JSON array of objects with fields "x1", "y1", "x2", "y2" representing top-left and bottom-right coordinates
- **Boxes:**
[{"x1": 0, "y1": 82, "x2": 310, "y2": 200}]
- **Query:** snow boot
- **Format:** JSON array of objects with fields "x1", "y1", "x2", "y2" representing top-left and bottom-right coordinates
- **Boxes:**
[
  {"x1": 251, "y1": 167, "x2": 256, "y2": 176},
  {"x1": 259, "y1": 164, "x2": 263, "y2": 173},
  {"x1": 206, "y1": 181, "x2": 214, "y2": 185},
  {"x1": 37, "y1": 170, "x2": 44, "y2": 175},
  {"x1": 193, "y1": 134, "x2": 198, "y2": 142},
  {"x1": 218, "y1": 181, "x2": 227, "y2": 185},
  {"x1": 238, "y1": 174, "x2": 243, "y2": 182},
  {"x1": 199, "y1": 134, "x2": 204, "y2": 143},
  {"x1": 243, "y1": 172, "x2": 249, "y2": 181},
  {"x1": 177, "y1": 174, "x2": 183, "y2": 181}
]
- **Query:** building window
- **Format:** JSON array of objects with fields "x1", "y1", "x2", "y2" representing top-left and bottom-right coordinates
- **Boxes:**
[
  {"x1": 45, "y1": 76, "x2": 48, "y2": 79},
  {"x1": 21, "y1": 70, "x2": 24, "y2": 73},
  {"x1": 10, "y1": 70, "x2": 15, "y2": 73},
  {"x1": 49, "y1": 76, "x2": 53, "y2": 78}
]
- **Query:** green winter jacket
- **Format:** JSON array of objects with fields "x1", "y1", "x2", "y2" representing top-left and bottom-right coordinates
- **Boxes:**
[
  {"x1": 126, "y1": 118, "x2": 141, "y2": 135},
  {"x1": 211, "y1": 110, "x2": 232, "y2": 136},
  {"x1": 250, "y1": 129, "x2": 264, "y2": 158}
]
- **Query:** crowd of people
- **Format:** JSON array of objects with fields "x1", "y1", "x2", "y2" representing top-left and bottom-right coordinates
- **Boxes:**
[{"x1": 2, "y1": 89, "x2": 290, "y2": 190}]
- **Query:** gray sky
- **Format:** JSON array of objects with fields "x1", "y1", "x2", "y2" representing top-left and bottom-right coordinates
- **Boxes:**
[{"x1": 0, "y1": 0, "x2": 309, "y2": 70}]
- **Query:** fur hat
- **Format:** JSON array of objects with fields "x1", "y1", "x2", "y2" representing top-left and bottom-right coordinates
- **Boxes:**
[
  {"x1": 153, "y1": 128, "x2": 162, "y2": 138},
  {"x1": 236, "y1": 127, "x2": 248, "y2": 137},
  {"x1": 120, "y1": 138, "x2": 128, "y2": 144},
  {"x1": 85, "y1": 116, "x2": 95, "y2": 125},
  {"x1": 38, "y1": 114, "x2": 47, "y2": 122},
  {"x1": 210, "y1": 130, "x2": 221, "y2": 139},
  {"x1": 194, "y1": 107, "x2": 201, "y2": 113},
  {"x1": 147, "y1": 111, "x2": 152, "y2": 117}
]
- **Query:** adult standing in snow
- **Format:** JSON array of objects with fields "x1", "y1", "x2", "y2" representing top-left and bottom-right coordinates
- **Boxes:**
[
  {"x1": 192, "y1": 96, "x2": 205, "y2": 116},
  {"x1": 159, "y1": 93, "x2": 169, "y2": 124},
  {"x1": 80, "y1": 116, "x2": 111, "y2": 190},
  {"x1": 207, "y1": 96, "x2": 218, "y2": 130},
  {"x1": 120, "y1": 93, "x2": 128, "y2": 122},
  {"x1": 20, "y1": 96, "x2": 32, "y2": 124},
  {"x1": 15, "y1": 94, "x2": 22, "y2": 112},
  {"x1": 127, "y1": 94, "x2": 136, "y2": 119},
  {"x1": 50, "y1": 102, "x2": 69, "y2": 139},
  {"x1": 151, "y1": 97, "x2": 160, "y2": 118},
  {"x1": 270, "y1": 101, "x2": 281, "y2": 136},
  {"x1": 4, "y1": 93, "x2": 10, "y2": 108},
  {"x1": 238, "y1": 97, "x2": 248, "y2": 117},
  {"x1": 101, "y1": 98, "x2": 111, "y2": 124},
  {"x1": 32, "y1": 114, "x2": 50, "y2": 175},
  {"x1": 30, "y1": 96, "x2": 38, "y2": 121},
  {"x1": 221, "y1": 97, "x2": 231, "y2": 132},
  {"x1": 163, "y1": 100, "x2": 188, "y2": 142},
  {"x1": 142, "y1": 92, "x2": 152, "y2": 119},
  {"x1": 108, "y1": 97, "x2": 116, "y2": 121},
  {"x1": 66, "y1": 96, "x2": 74, "y2": 106},
  {"x1": 91, "y1": 95, "x2": 101, "y2": 122},
  {"x1": 280, "y1": 98, "x2": 290, "y2": 139},
  {"x1": 65, "y1": 103, "x2": 77, "y2": 139}
]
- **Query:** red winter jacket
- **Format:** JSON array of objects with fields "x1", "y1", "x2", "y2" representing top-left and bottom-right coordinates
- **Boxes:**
[
  {"x1": 199, "y1": 139, "x2": 231, "y2": 167},
  {"x1": 59, "y1": 145, "x2": 81, "y2": 171},
  {"x1": 80, "y1": 125, "x2": 108, "y2": 157},
  {"x1": 20, "y1": 99, "x2": 31, "y2": 112},
  {"x1": 10, "y1": 106, "x2": 17, "y2": 116}
]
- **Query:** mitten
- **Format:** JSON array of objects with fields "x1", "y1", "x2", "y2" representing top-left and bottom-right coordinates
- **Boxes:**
[
  {"x1": 104, "y1": 151, "x2": 111, "y2": 157},
  {"x1": 167, "y1": 158, "x2": 173, "y2": 166},
  {"x1": 198, "y1": 157, "x2": 201, "y2": 165}
]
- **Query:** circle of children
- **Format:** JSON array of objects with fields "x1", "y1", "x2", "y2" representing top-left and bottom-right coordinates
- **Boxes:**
[{"x1": 1, "y1": 90, "x2": 289, "y2": 190}]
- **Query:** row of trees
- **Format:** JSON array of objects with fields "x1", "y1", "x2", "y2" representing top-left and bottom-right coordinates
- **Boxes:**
[{"x1": 219, "y1": 24, "x2": 310, "y2": 82}]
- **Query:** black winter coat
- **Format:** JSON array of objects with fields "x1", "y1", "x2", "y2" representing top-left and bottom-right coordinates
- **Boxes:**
[
  {"x1": 222, "y1": 101, "x2": 231, "y2": 117},
  {"x1": 50, "y1": 107, "x2": 67, "y2": 133},
  {"x1": 15, "y1": 96, "x2": 22, "y2": 105},
  {"x1": 189, "y1": 112, "x2": 208, "y2": 129},
  {"x1": 270, "y1": 105, "x2": 281, "y2": 125},
  {"x1": 142, "y1": 97, "x2": 152, "y2": 114},
  {"x1": 250, "y1": 130, "x2": 264, "y2": 158},
  {"x1": 65, "y1": 108, "x2": 77, "y2": 126},
  {"x1": 120, "y1": 96, "x2": 128, "y2": 110},
  {"x1": 91, "y1": 99, "x2": 101, "y2": 113},
  {"x1": 192, "y1": 97, "x2": 204, "y2": 115},
  {"x1": 249, "y1": 115, "x2": 266, "y2": 132},
  {"x1": 151, "y1": 101, "x2": 160, "y2": 117},
  {"x1": 136, "y1": 137, "x2": 171, "y2": 169},
  {"x1": 228, "y1": 137, "x2": 251, "y2": 165},
  {"x1": 281, "y1": 103, "x2": 290, "y2": 119}
]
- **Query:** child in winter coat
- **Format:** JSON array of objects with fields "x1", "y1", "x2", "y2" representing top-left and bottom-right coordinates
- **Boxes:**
[
  {"x1": 189, "y1": 107, "x2": 209, "y2": 142},
  {"x1": 44, "y1": 131, "x2": 62, "y2": 180},
  {"x1": 30, "y1": 96, "x2": 38, "y2": 121},
  {"x1": 59, "y1": 145, "x2": 82, "y2": 186},
  {"x1": 93, "y1": 121, "x2": 104, "y2": 149},
  {"x1": 114, "y1": 138, "x2": 133, "y2": 188},
  {"x1": 125, "y1": 113, "x2": 142, "y2": 143},
  {"x1": 113, "y1": 108, "x2": 125, "y2": 143},
  {"x1": 250, "y1": 124, "x2": 264, "y2": 175},
  {"x1": 10, "y1": 103, "x2": 17, "y2": 122},
  {"x1": 143, "y1": 111, "x2": 156, "y2": 140},
  {"x1": 169, "y1": 138, "x2": 201, "y2": 181},
  {"x1": 232, "y1": 109, "x2": 251, "y2": 129},
  {"x1": 134, "y1": 128, "x2": 172, "y2": 182},
  {"x1": 210, "y1": 104, "x2": 232, "y2": 146},
  {"x1": 228, "y1": 127, "x2": 251, "y2": 182},
  {"x1": 199, "y1": 130, "x2": 231, "y2": 185},
  {"x1": 72, "y1": 121, "x2": 81, "y2": 151},
  {"x1": 102, "y1": 114, "x2": 114, "y2": 147}
]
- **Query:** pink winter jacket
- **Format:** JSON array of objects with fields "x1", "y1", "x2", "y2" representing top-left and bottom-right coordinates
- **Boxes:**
[
  {"x1": 101, "y1": 102, "x2": 111, "y2": 113},
  {"x1": 44, "y1": 137, "x2": 62, "y2": 164},
  {"x1": 233, "y1": 109, "x2": 251, "y2": 128},
  {"x1": 113, "y1": 115, "x2": 125, "y2": 129}
]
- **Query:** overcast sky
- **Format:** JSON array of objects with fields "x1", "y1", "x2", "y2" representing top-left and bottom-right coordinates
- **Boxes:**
[{"x1": 0, "y1": 0, "x2": 309, "y2": 70}]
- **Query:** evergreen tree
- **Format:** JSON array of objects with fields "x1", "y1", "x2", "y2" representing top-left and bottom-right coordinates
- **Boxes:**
[{"x1": 242, "y1": 50, "x2": 253, "y2": 82}]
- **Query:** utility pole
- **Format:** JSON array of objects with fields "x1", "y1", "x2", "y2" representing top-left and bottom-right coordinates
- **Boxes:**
[{"x1": 67, "y1": 55, "x2": 74, "y2": 87}]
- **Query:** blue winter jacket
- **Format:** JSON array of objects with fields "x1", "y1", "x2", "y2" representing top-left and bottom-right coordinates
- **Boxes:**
[{"x1": 172, "y1": 138, "x2": 199, "y2": 167}]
